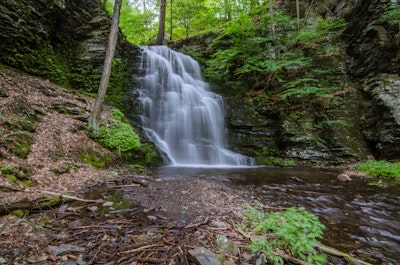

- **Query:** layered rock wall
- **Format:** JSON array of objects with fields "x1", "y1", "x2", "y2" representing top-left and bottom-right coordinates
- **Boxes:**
[
  {"x1": 0, "y1": 0, "x2": 136, "y2": 90},
  {"x1": 344, "y1": 0, "x2": 400, "y2": 161}
]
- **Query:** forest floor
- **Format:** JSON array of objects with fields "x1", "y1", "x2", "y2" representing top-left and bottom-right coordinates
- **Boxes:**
[{"x1": 0, "y1": 67, "x2": 353, "y2": 264}]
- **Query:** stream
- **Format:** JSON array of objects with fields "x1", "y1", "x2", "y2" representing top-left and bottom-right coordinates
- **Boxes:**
[{"x1": 152, "y1": 166, "x2": 400, "y2": 265}]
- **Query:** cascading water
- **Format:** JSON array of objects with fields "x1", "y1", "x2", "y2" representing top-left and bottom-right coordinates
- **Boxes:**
[{"x1": 137, "y1": 46, "x2": 255, "y2": 167}]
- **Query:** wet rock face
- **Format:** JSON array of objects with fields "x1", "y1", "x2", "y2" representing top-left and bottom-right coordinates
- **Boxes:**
[
  {"x1": 361, "y1": 75, "x2": 400, "y2": 160},
  {"x1": 0, "y1": 0, "x2": 122, "y2": 77},
  {"x1": 343, "y1": 0, "x2": 399, "y2": 77},
  {"x1": 343, "y1": 0, "x2": 400, "y2": 161}
]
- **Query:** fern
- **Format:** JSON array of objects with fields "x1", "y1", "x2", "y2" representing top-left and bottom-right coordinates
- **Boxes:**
[
  {"x1": 381, "y1": 3, "x2": 400, "y2": 27},
  {"x1": 242, "y1": 206, "x2": 327, "y2": 265}
]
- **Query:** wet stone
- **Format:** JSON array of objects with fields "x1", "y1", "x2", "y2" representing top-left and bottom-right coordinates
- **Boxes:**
[
  {"x1": 48, "y1": 244, "x2": 86, "y2": 256},
  {"x1": 189, "y1": 247, "x2": 235, "y2": 265}
]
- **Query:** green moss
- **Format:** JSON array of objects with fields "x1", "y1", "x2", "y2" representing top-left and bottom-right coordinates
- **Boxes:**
[
  {"x1": 0, "y1": 165, "x2": 32, "y2": 181},
  {"x1": 21, "y1": 180, "x2": 35, "y2": 188},
  {"x1": 39, "y1": 195, "x2": 69, "y2": 208},
  {"x1": 79, "y1": 150, "x2": 112, "y2": 169},
  {"x1": 11, "y1": 209, "x2": 29, "y2": 218},
  {"x1": 4, "y1": 46, "x2": 69, "y2": 87},
  {"x1": 5, "y1": 174, "x2": 17, "y2": 183},
  {"x1": 256, "y1": 156, "x2": 297, "y2": 167},
  {"x1": 12, "y1": 138, "x2": 31, "y2": 159}
]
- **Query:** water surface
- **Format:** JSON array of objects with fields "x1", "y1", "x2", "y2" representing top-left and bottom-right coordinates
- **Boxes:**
[{"x1": 155, "y1": 166, "x2": 400, "y2": 264}]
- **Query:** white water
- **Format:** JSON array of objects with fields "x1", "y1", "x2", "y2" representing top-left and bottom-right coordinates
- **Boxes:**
[{"x1": 137, "y1": 46, "x2": 255, "y2": 167}]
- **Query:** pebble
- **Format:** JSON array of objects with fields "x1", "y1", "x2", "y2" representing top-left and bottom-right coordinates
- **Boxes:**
[
  {"x1": 147, "y1": 215, "x2": 157, "y2": 222},
  {"x1": 102, "y1": 201, "x2": 114, "y2": 207}
]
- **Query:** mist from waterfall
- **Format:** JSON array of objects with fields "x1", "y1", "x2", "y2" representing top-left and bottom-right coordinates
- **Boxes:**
[{"x1": 137, "y1": 46, "x2": 255, "y2": 167}]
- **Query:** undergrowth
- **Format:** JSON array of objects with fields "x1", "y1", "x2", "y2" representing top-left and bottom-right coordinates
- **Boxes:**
[
  {"x1": 356, "y1": 160, "x2": 400, "y2": 179},
  {"x1": 90, "y1": 108, "x2": 141, "y2": 158},
  {"x1": 241, "y1": 205, "x2": 327, "y2": 265}
]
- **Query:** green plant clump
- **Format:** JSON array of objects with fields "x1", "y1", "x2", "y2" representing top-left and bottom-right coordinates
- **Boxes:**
[
  {"x1": 91, "y1": 108, "x2": 141, "y2": 157},
  {"x1": 242, "y1": 206, "x2": 327, "y2": 265},
  {"x1": 356, "y1": 160, "x2": 400, "y2": 179}
]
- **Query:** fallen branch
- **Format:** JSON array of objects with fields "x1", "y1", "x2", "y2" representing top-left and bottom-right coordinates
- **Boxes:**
[
  {"x1": 184, "y1": 216, "x2": 209, "y2": 229},
  {"x1": 41, "y1": 191, "x2": 103, "y2": 203},
  {"x1": 121, "y1": 243, "x2": 162, "y2": 254},
  {"x1": 273, "y1": 249, "x2": 309, "y2": 265}
]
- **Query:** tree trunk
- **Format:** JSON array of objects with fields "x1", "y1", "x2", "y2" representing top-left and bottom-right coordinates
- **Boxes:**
[
  {"x1": 269, "y1": 0, "x2": 276, "y2": 42},
  {"x1": 156, "y1": 0, "x2": 167, "y2": 45},
  {"x1": 88, "y1": 0, "x2": 122, "y2": 132},
  {"x1": 169, "y1": 0, "x2": 173, "y2": 40},
  {"x1": 296, "y1": 0, "x2": 300, "y2": 31},
  {"x1": 269, "y1": 0, "x2": 279, "y2": 58},
  {"x1": 225, "y1": 0, "x2": 232, "y2": 20}
]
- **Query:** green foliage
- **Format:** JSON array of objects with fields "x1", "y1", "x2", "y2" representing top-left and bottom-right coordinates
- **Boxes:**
[
  {"x1": 280, "y1": 77, "x2": 337, "y2": 100},
  {"x1": 242, "y1": 206, "x2": 327, "y2": 265},
  {"x1": 205, "y1": 6, "x2": 345, "y2": 96},
  {"x1": 315, "y1": 119, "x2": 347, "y2": 129},
  {"x1": 381, "y1": 3, "x2": 400, "y2": 27},
  {"x1": 105, "y1": 0, "x2": 157, "y2": 45},
  {"x1": 292, "y1": 17, "x2": 346, "y2": 47},
  {"x1": 90, "y1": 108, "x2": 141, "y2": 157},
  {"x1": 110, "y1": 108, "x2": 125, "y2": 122},
  {"x1": 356, "y1": 160, "x2": 400, "y2": 179},
  {"x1": 97, "y1": 123, "x2": 141, "y2": 153},
  {"x1": 0, "y1": 165, "x2": 14, "y2": 175}
]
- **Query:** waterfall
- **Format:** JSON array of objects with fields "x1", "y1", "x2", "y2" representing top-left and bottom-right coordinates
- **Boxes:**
[{"x1": 137, "y1": 46, "x2": 254, "y2": 167}]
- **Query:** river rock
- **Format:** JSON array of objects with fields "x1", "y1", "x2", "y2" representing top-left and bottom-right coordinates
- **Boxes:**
[
  {"x1": 48, "y1": 244, "x2": 85, "y2": 256},
  {"x1": 26, "y1": 255, "x2": 48, "y2": 263},
  {"x1": 188, "y1": 247, "x2": 235, "y2": 265},
  {"x1": 337, "y1": 173, "x2": 352, "y2": 182},
  {"x1": 216, "y1": 234, "x2": 239, "y2": 256}
]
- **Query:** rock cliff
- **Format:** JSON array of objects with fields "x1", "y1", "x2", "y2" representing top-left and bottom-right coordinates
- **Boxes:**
[
  {"x1": 0, "y1": 0, "x2": 138, "y2": 94},
  {"x1": 343, "y1": 0, "x2": 400, "y2": 161}
]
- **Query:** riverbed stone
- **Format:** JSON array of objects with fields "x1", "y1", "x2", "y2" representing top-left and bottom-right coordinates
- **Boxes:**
[
  {"x1": 337, "y1": 173, "x2": 352, "y2": 182},
  {"x1": 189, "y1": 247, "x2": 235, "y2": 265}
]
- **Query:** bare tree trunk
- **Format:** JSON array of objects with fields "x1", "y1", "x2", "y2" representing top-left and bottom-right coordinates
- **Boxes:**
[
  {"x1": 88, "y1": 0, "x2": 122, "y2": 132},
  {"x1": 156, "y1": 0, "x2": 167, "y2": 45}
]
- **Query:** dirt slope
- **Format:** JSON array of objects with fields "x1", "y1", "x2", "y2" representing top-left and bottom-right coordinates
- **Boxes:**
[{"x1": 0, "y1": 67, "x2": 116, "y2": 210}]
